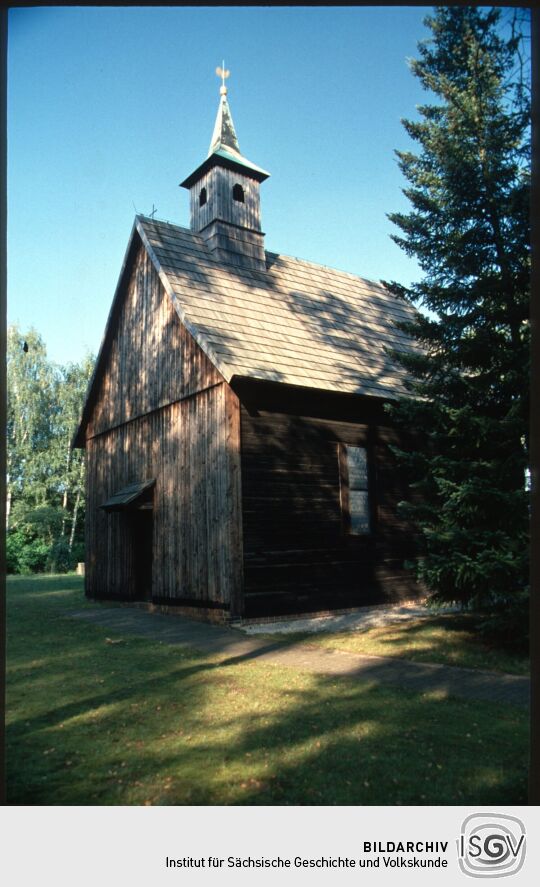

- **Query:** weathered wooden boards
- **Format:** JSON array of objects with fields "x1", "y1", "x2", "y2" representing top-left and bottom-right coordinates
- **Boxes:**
[
  {"x1": 190, "y1": 166, "x2": 263, "y2": 234},
  {"x1": 83, "y1": 242, "x2": 243, "y2": 614},
  {"x1": 239, "y1": 397, "x2": 419, "y2": 617},
  {"x1": 78, "y1": 214, "x2": 421, "y2": 620},
  {"x1": 86, "y1": 385, "x2": 243, "y2": 612},
  {"x1": 87, "y1": 243, "x2": 222, "y2": 438}
]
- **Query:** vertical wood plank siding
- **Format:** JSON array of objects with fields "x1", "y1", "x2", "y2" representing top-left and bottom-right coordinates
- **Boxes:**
[
  {"x1": 191, "y1": 167, "x2": 262, "y2": 233},
  {"x1": 87, "y1": 242, "x2": 222, "y2": 438},
  {"x1": 240, "y1": 405, "x2": 419, "y2": 617},
  {"x1": 84, "y1": 241, "x2": 243, "y2": 612},
  {"x1": 82, "y1": 228, "x2": 419, "y2": 620}
]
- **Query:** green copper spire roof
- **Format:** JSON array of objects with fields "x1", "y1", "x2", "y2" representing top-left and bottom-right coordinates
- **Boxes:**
[
  {"x1": 208, "y1": 92, "x2": 242, "y2": 157},
  {"x1": 180, "y1": 68, "x2": 270, "y2": 189}
]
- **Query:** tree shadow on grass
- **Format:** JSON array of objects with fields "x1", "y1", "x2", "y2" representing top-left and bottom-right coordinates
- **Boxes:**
[
  {"x1": 334, "y1": 614, "x2": 529, "y2": 674},
  {"x1": 6, "y1": 619, "x2": 528, "y2": 806},
  {"x1": 213, "y1": 675, "x2": 528, "y2": 806},
  {"x1": 6, "y1": 577, "x2": 528, "y2": 806}
]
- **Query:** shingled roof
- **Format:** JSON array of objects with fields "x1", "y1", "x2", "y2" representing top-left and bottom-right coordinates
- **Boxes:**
[
  {"x1": 136, "y1": 215, "x2": 418, "y2": 399},
  {"x1": 75, "y1": 213, "x2": 419, "y2": 446}
]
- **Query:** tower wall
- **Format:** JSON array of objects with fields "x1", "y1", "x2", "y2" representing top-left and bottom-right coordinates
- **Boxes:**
[
  {"x1": 190, "y1": 166, "x2": 263, "y2": 232},
  {"x1": 190, "y1": 166, "x2": 266, "y2": 271},
  {"x1": 201, "y1": 220, "x2": 266, "y2": 271}
]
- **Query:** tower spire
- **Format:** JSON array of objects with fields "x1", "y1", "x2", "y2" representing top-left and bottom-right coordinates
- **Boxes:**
[
  {"x1": 209, "y1": 63, "x2": 241, "y2": 158},
  {"x1": 180, "y1": 66, "x2": 270, "y2": 272}
]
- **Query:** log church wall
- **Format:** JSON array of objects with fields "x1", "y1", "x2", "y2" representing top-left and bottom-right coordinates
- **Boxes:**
[{"x1": 238, "y1": 384, "x2": 419, "y2": 616}]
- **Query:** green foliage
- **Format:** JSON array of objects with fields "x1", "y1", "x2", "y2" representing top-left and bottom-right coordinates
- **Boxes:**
[
  {"x1": 6, "y1": 324, "x2": 95, "y2": 573},
  {"x1": 10, "y1": 501, "x2": 66, "y2": 543},
  {"x1": 7, "y1": 327, "x2": 58, "y2": 506},
  {"x1": 70, "y1": 542, "x2": 86, "y2": 565},
  {"x1": 383, "y1": 9, "x2": 530, "y2": 625},
  {"x1": 46, "y1": 539, "x2": 75, "y2": 574},
  {"x1": 16, "y1": 539, "x2": 51, "y2": 575},
  {"x1": 6, "y1": 531, "x2": 27, "y2": 574},
  {"x1": 7, "y1": 531, "x2": 81, "y2": 576}
]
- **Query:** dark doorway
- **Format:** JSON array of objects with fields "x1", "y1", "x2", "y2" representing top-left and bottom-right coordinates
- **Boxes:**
[{"x1": 131, "y1": 507, "x2": 153, "y2": 601}]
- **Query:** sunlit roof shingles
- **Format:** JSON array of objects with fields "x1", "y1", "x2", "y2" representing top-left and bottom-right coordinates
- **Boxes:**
[{"x1": 136, "y1": 216, "x2": 417, "y2": 398}]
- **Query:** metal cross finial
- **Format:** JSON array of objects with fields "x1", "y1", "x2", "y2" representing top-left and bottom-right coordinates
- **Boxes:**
[
  {"x1": 149, "y1": 204, "x2": 157, "y2": 219},
  {"x1": 216, "y1": 62, "x2": 230, "y2": 95}
]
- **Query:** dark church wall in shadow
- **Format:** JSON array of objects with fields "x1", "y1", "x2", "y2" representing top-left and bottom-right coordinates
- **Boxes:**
[{"x1": 232, "y1": 378, "x2": 421, "y2": 618}]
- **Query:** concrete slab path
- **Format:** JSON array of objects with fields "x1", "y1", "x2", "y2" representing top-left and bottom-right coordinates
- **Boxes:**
[{"x1": 69, "y1": 605, "x2": 529, "y2": 708}]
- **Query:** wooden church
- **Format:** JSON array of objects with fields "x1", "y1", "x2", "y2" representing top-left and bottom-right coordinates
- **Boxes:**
[{"x1": 74, "y1": 73, "x2": 421, "y2": 621}]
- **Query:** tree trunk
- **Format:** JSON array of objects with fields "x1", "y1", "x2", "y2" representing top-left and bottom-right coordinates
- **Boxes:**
[
  {"x1": 69, "y1": 489, "x2": 80, "y2": 552},
  {"x1": 61, "y1": 446, "x2": 72, "y2": 536},
  {"x1": 61, "y1": 490, "x2": 68, "y2": 536},
  {"x1": 69, "y1": 459, "x2": 85, "y2": 552}
]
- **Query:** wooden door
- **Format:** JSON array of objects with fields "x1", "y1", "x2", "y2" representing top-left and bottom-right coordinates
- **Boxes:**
[{"x1": 132, "y1": 508, "x2": 153, "y2": 601}]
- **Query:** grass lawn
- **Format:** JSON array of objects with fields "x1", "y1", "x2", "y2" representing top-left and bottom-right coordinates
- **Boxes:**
[
  {"x1": 6, "y1": 574, "x2": 529, "y2": 806},
  {"x1": 261, "y1": 615, "x2": 530, "y2": 676}
]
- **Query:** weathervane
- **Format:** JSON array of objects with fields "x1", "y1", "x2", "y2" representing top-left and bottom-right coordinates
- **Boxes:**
[{"x1": 216, "y1": 61, "x2": 230, "y2": 95}]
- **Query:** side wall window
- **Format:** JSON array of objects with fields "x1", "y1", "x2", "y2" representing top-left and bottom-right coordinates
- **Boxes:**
[
  {"x1": 199, "y1": 187, "x2": 207, "y2": 207},
  {"x1": 339, "y1": 444, "x2": 370, "y2": 534}
]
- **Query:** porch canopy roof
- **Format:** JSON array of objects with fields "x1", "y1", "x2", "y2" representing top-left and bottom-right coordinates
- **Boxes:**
[{"x1": 100, "y1": 479, "x2": 155, "y2": 512}]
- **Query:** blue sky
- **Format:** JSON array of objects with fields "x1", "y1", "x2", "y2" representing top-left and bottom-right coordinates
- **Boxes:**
[{"x1": 8, "y1": 6, "x2": 434, "y2": 365}]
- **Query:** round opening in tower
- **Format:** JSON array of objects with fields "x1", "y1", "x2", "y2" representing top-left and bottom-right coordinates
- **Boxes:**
[{"x1": 232, "y1": 184, "x2": 245, "y2": 203}]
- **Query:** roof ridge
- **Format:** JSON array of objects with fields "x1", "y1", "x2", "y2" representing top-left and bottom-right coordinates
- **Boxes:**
[
  {"x1": 137, "y1": 214, "x2": 193, "y2": 234},
  {"x1": 140, "y1": 217, "x2": 386, "y2": 290}
]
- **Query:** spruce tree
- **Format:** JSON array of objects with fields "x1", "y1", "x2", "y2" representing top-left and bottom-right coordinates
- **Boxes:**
[{"x1": 384, "y1": 7, "x2": 530, "y2": 630}]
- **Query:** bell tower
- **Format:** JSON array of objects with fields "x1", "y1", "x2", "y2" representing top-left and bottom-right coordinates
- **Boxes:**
[{"x1": 180, "y1": 65, "x2": 270, "y2": 272}]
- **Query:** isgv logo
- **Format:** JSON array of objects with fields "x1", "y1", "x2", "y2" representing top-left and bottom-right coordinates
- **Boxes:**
[{"x1": 458, "y1": 813, "x2": 526, "y2": 878}]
